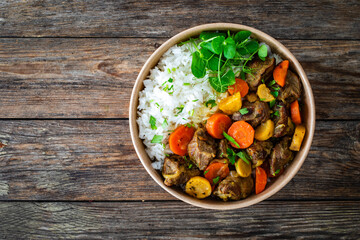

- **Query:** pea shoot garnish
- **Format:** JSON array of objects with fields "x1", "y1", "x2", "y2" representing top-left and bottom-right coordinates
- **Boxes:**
[{"x1": 188, "y1": 30, "x2": 268, "y2": 93}]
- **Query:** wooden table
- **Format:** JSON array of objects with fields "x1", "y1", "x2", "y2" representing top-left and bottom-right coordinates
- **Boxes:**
[{"x1": 0, "y1": 1, "x2": 359, "y2": 239}]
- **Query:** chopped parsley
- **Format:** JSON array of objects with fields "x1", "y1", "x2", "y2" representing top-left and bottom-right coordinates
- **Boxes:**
[
  {"x1": 204, "y1": 170, "x2": 209, "y2": 175},
  {"x1": 149, "y1": 115, "x2": 157, "y2": 130},
  {"x1": 213, "y1": 176, "x2": 220, "y2": 184},
  {"x1": 183, "y1": 83, "x2": 191, "y2": 86},
  {"x1": 271, "y1": 90, "x2": 279, "y2": 98},
  {"x1": 185, "y1": 123, "x2": 194, "y2": 128},
  {"x1": 239, "y1": 108, "x2": 249, "y2": 115},
  {"x1": 151, "y1": 135, "x2": 163, "y2": 144},
  {"x1": 271, "y1": 111, "x2": 280, "y2": 117},
  {"x1": 176, "y1": 105, "x2": 184, "y2": 114},
  {"x1": 188, "y1": 163, "x2": 193, "y2": 169},
  {"x1": 273, "y1": 169, "x2": 281, "y2": 176},
  {"x1": 269, "y1": 100, "x2": 276, "y2": 108},
  {"x1": 223, "y1": 131, "x2": 240, "y2": 148},
  {"x1": 162, "y1": 119, "x2": 168, "y2": 129},
  {"x1": 226, "y1": 148, "x2": 237, "y2": 165},
  {"x1": 237, "y1": 151, "x2": 251, "y2": 165},
  {"x1": 268, "y1": 80, "x2": 276, "y2": 86},
  {"x1": 168, "y1": 78, "x2": 174, "y2": 83},
  {"x1": 227, "y1": 148, "x2": 251, "y2": 165},
  {"x1": 189, "y1": 109, "x2": 194, "y2": 116},
  {"x1": 192, "y1": 99, "x2": 199, "y2": 102},
  {"x1": 204, "y1": 99, "x2": 217, "y2": 108}
]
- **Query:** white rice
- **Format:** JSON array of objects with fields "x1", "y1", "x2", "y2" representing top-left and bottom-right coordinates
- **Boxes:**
[{"x1": 137, "y1": 41, "x2": 281, "y2": 170}]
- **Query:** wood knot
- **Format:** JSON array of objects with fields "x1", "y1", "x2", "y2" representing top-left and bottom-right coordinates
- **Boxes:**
[
  {"x1": 154, "y1": 43, "x2": 160, "y2": 48},
  {"x1": 0, "y1": 142, "x2": 5, "y2": 148}
]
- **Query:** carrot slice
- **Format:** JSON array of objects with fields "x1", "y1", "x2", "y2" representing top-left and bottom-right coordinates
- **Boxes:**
[
  {"x1": 206, "y1": 113, "x2": 232, "y2": 139},
  {"x1": 204, "y1": 162, "x2": 230, "y2": 185},
  {"x1": 273, "y1": 60, "x2": 289, "y2": 87},
  {"x1": 290, "y1": 100, "x2": 302, "y2": 125},
  {"x1": 228, "y1": 78, "x2": 249, "y2": 97},
  {"x1": 169, "y1": 125, "x2": 195, "y2": 156},
  {"x1": 227, "y1": 121, "x2": 254, "y2": 149},
  {"x1": 255, "y1": 167, "x2": 267, "y2": 194}
]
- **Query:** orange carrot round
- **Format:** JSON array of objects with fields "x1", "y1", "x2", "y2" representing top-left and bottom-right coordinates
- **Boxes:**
[
  {"x1": 206, "y1": 113, "x2": 232, "y2": 139},
  {"x1": 273, "y1": 60, "x2": 289, "y2": 87},
  {"x1": 290, "y1": 100, "x2": 302, "y2": 125},
  {"x1": 227, "y1": 121, "x2": 254, "y2": 149},
  {"x1": 204, "y1": 162, "x2": 229, "y2": 184},
  {"x1": 255, "y1": 166, "x2": 267, "y2": 194},
  {"x1": 169, "y1": 125, "x2": 195, "y2": 156},
  {"x1": 228, "y1": 78, "x2": 249, "y2": 97}
]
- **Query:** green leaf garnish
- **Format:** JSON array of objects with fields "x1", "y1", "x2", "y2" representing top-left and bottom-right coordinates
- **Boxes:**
[
  {"x1": 191, "y1": 51, "x2": 206, "y2": 78},
  {"x1": 188, "y1": 163, "x2": 193, "y2": 169},
  {"x1": 239, "y1": 108, "x2": 249, "y2": 115},
  {"x1": 258, "y1": 45, "x2": 268, "y2": 61},
  {"x1": 183, "y1": 83, "x2": 190, "y2": 86},
  {"x1": 168, "y1": 78, "x2": 174, "y2": 83},
  {"x1": 223, "y1": 131, "x2": 240, "y2": 148},
  {"x1": 151, "y1": 135, "x2": 163, "y2": 144},
  {"x1": 204, "y1": 169, "x2": 209, "y2": 175},
  {"x1": 234, "y1": 31, "x2": 251, "y2": 43},
  {"x1": 224, "y1": 37, "x2": 236, "y2": 59},
  {"x1": 149, "y1": 115, "x2": 157, "y2": 130}
]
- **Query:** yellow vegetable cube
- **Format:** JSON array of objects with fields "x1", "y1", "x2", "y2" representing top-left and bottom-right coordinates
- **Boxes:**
[
  {"x1": 257, "y1": 84, "x2": 275, "y2": 102},
  {"x1": 289, "y1": 125, "x2": 306, "y2": 151},
  {"x1": 255, "y1": 119, "x2": 274, "y2": 141},
  {"x1": 218, "y1": 92, "x2": 242, "y2": 115}
]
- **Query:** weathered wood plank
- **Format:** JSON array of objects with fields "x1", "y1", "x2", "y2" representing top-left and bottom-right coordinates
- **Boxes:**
[
  {"x1": 0, "y1": 120, "x2": 358, "y2": 200},
  {"x1": 0, "y1": 201, "x2": 359, "y2": 239},
  {"x1": 0, "y1": 0, "x2": 359, "y2": 39},
  {"x1": 0, "y1": 39, "x2": 359, "y2": 119}
]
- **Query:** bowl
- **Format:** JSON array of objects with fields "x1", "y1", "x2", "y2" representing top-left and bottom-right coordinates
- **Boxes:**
[{"x1": 129, "y1": 23, "x2": 315, "y2": 210}]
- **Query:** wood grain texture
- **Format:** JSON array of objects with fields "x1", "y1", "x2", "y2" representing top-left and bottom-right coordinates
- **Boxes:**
[
  {"x1": 0, "y1": 201, "x2": 359, "y2": 239},
  {"x1": 0, "y1": 38, "x2": 359, "y2": 119},
  {"x1": 0, "y1": 0, "x2": 359, "y2": 39},
  {"x1": 0, "y1": 120, "x2": 358, "y2": 200}
]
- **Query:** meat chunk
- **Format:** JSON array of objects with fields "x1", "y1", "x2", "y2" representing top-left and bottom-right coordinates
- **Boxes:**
[
  {"x1": 269, "y1": 137, "x2": 294, "y2": 176},
  {"x1": 162, "y1": 155, "x2": 200, "y2": 186},
  {"x1": 278, "y1": 69, "x2": 302, "y2": 104},
  {"x1": 245, "y1": 57, "x2": 275, "y2": 91},
  {"x1": 213, "y1": 171, "x2": 254, "y2": 201},
  {"x1": 187, "y1": 128, "x2": 217, "y2": 170},
  {"x1": 273, "y1": 102, "x2": 288, "y2": 138},
  {"x1": 232, "y1": 101, "x2": 270, "y2": 128},
  {"x1": 217, "y1": 139, "x2": 229, "y2": 159},
  {"x1": 246, "y1": 141, "x2": 273, "y2": 167}
]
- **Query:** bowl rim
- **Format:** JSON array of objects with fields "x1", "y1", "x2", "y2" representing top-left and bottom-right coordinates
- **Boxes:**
[{"x1": 129, "y1": 23, "x2": 316, "y2": 210}]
